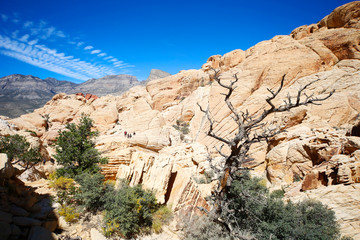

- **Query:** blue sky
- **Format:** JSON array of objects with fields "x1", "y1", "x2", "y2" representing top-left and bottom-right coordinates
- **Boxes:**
[{"x1": 0, "y1": 0, "x2": 352, "y2": 83}]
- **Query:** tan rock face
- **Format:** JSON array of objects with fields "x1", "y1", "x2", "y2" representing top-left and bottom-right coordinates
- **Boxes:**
[
  {"x1": 4, "y1": 3, "x2": 360, "y2": 237},
  {"x1": 322, "y1": 1, "x2": 360, "y2": 28},
  {"x1": 113, "y1": 143, "x2": 212, "y2": 214},
  {"x1": 288, "y1": 184, "x2": 360, "y2": 239}
]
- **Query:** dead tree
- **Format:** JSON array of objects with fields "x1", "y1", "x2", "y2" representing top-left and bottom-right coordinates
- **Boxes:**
[{"x1": 198, "y1": 69, "x2": 334, "y2": 238}]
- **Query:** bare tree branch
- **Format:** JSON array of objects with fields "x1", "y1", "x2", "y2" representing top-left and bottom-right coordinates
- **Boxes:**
[{"x1": 197, "y1": 68, "x2": 334, "y2": 237}]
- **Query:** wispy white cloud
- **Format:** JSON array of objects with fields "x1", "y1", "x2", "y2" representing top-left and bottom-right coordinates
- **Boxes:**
[
  {"x1": 84, "y1": 45, "x2": 93, "y2": 50},
  {"x1": 23, "y1": 21, "x2": 33, "y2": 28},
  {"x1": 91, "y1": 49, "x2": 101, "y2": 54},
  {"x1": 19, "y1": 34, "x2": 29, "y2": 42},
  {"x1": 0, "y1": 13, "x2": 134, "y2": 81},
  {"x1": 0, "y1": 34, "x2": 123, "y2": 81},
  {"x1": 1, "y1": 14, "x2": 8, "y2": 22},
  {"x1": 28, "y1": 39, "x2": 38, "y2": 45}
]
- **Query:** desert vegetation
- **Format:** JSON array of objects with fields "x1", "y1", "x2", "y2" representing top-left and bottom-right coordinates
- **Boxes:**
[
  {"x1": 0, "y1": 133, "x2": 41, "y2": 171},
  {"x1": 188, "y1": 70, "x2": 343, "y2": 239},
  {"x1": 50, "y1": 115, "x2": 172, "y2": 238}
]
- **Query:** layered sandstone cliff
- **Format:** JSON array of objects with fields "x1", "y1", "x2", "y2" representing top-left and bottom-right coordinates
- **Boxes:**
[{"x1": 2, "y1": 2, "x2": 360, "y2": 238}]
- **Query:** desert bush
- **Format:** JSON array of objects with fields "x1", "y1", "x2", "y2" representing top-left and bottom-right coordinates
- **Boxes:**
[
  {"x1": 184, "y1": 172, "x2": 339, "y2": 240},
  {"x1": 151, "y1": 205, "x2": 173, "y2": 233},
  {"x1": 75, "y1": 172, "x2": 110, "y2": 211},
  {"x1": 49, "y1": 172, "x2": 77, "y2": 205},
  {"x1": 103, "y1": 219, "x2": 120, "y2": 237},
  {"x1": 103, "y1": 182, "x2": 157, "y2": 238},
  {"x1": 183, "y1": 214, "x2": 236, "y2": 240},
  {"x1": 58, "y1": 204, "x2": 80, "y2": 223},
  {"x1": 172, "y1": 119, "x2": 190, "y2": 140},
  {"x1": 224, "y1": 172, "x2": 340, "y2": 240}
]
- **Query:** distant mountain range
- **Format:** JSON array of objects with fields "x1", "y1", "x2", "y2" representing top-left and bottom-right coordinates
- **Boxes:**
[{"x1": 0, "y1": 69, "x2": 171, "y2": 118}]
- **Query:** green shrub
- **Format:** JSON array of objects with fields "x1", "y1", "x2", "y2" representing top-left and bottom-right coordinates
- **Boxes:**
[
  {"x1": 151, "y1": 205, "x2": 173, "y2": 233},
  {"x1": 103, "y1": 219, "x2": 120, "y2": 237},
  {"x1": 270, "y1": 189, "x2": 285, "y2": 199},
  {"x1": 58, "y1": 204, "x2": 80, "y2": 222},
  {"x1": 103, "y1": 182, "x2": 157, "y2": 238},
  {"x1": 49, "y1": 173, "x2": 75, "y2": 190},
  {"x1": 172, "y1": 119, "x2": 190, "y2": 141},
  {"x1": 224, "y1": 172, "x2": 340, "y2": 240},
  {"x1": 48, "y1": 172, "x2": 77, "y2": 205},
  {"x1": 183, "y1": 215, "x2": 234, "y2": 240},
  {"x1": 75, "y1": 172, "x2": 110, "y2": 211},
  {"x1": 54, "y1": 115, "x2": 107, "y2": 178}
]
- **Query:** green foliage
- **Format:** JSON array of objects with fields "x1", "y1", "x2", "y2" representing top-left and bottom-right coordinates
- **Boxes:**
[
  {"x1": 270, "y1": 189, "x2": 285, "y2": 199},
  {"x1": 0, "y1": 134, "x2": 41, "y2": 167},
  {"x1": 224, "y1": 172, "x2": 340, "y2": 240},
  {"x1": 185, "y1": 173, "x2": 339, "y2": 240},
  {"x1": 49, "y1": 173, "x2": 77, "y2": 205},
  {"x1": 151, "y1": 205, "x2": 173, "y2": 233},
  {"x1": 172, "y1": 119, "x2": 190, "y2": 141},
  {"x1": 75, "y1": 172, "x2": 110, "y2": 211},
  {"x1": 58, "y1": 204, "x2": 80, "y2": 222},
  {"x1": 103, "y1": 182, "x2": 157, "y2": 238},
  {"x1": 341, "y1": 236, "x2": 354, "y2": 240},
  {"x1": 54, "y1": 115, "x2": 107, "y2": 177},
  {"x1": 103, "y1": 219, "x2": 120, "y2": 237},
  {"x1": 49, "y1": 174, "x2": 75, "y2": 190}
]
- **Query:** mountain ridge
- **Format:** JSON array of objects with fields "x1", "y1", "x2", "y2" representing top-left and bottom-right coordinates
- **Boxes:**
[{"x1": 0, "y1": 70, "x2": 171, "y2": 118}]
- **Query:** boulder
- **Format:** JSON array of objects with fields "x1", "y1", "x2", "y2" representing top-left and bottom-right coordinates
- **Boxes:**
[
  {"x1": 10, "y1": 205, "x2": 29, "y2": 217},
  {"x1": 90, "y1": 228, "x2": 107, "y2": 240},
  {"x1": 18, "y1": 167, "x2": 46, "y2": 182},
  {"x1": 10, "y1": 224, "x2": 21, "y2": 237},
  {"x1": 28, "y1": 226, "x2": 55, "y2": 240},
  {"x1": 12, "y1": 216, "x2": 42, "y2": 226},
  {"x1": 0, "y1": 154, "x2": 14, "y2": 179},
  {"x1": 0, "y1": 222, "x2": 11, "y2": 240},
  {"x1": 0, "y1": 211, "x2": 13, "y2": 223}
]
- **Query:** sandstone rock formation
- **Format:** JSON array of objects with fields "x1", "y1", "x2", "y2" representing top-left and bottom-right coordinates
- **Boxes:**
[
  {"x1": 0, "y1": 153, "x2": 58, "y2": 240},
  {"x1": 2, "y1": 2, "x2": 360, "y2": 238}
]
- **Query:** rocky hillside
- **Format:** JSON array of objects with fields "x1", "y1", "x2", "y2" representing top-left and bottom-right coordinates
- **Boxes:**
[
  {"x1": 0, "y1": 74, "x2": 76, "y2": 118},
  {"x1": 1, "y1": 2, "x2": 360, "y2": 239},
  {"x1": 0, "y1": 70, "x2": 170, "y2": 118}
]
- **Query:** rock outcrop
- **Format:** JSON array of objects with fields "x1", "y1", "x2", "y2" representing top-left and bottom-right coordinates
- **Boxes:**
[
  {"x1": 2, "y1": 2, "x2": 360, "y2": 238},
  {"x1": 0, "y1": 153, "x2": 58, "y2": 240},
  {"x1": 145, "y1": 69, "x2": 171, "y2": 83}
]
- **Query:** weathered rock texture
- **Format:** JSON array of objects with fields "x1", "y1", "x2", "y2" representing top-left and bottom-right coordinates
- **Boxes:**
[
  {"x1": 0, "y1": 153, "x2": 58, "y2": 240},
  {"x1": 3, "y1": 2, "x2": 360, "y2": 238}
]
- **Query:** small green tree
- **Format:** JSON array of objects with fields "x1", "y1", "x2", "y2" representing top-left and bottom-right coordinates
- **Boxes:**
[
  {"x1": 0, "y1": 134, "x2": 41, "y2": 169},
  {"x1": 54, "y1": 115, "x2": 107, "y2": 177}
]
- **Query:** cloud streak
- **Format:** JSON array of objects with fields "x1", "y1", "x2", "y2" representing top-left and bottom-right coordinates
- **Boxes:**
[
  {"x1": 0, "y1": 35, "x2": 122, "y2": 80},
  {"x1": 0, "y1": 13, "x2": 134, "y2": 81}
]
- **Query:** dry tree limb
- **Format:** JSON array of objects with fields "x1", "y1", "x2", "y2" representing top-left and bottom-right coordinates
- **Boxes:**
[{"x1": 197, "y1": 68, "x2": 334, "y2": 238}]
